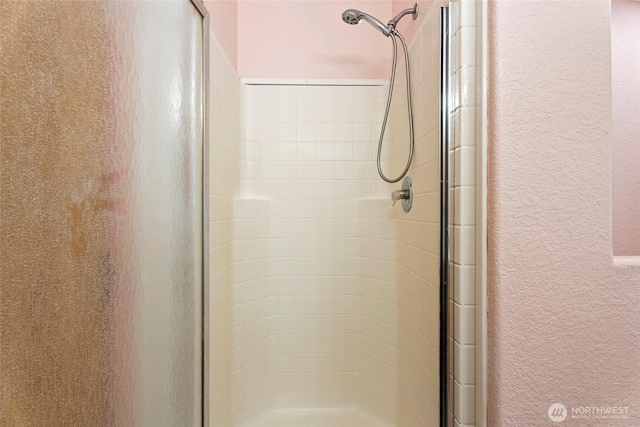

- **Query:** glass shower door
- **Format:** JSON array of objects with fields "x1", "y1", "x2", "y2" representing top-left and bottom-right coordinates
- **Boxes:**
[{"x1": 0, "y1": 1, "x2": 207, "y2": 425}]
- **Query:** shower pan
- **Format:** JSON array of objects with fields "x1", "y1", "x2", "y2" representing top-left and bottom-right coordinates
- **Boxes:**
[{"x1": 1, "y1": 1, "x2": 209, "y2": 426}]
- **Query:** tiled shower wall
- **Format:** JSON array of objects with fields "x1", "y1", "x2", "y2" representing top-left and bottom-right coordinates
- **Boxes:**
[
  {"x1": 382, "y1": 2, "x2": 444, "y2": 425},
  {"x1": 208, "y1": 33, "x2": 242, "y2": 427},
  {"x1": 231, "y1": 83, "x2": 392, "y2": 424},
  {"x1": 449, "y1": 2, "x2": 478, "y2": 426},
  {"x1": 382, "y1": 1, "x2": 478, "y2": 425}
]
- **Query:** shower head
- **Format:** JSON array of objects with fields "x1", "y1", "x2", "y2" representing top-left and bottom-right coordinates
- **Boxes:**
[{"x1": 341, "y1": 9, "x2": 391, "y2": 36}]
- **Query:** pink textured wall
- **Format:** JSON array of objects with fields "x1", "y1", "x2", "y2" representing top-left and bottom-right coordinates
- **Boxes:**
[
  {"x1": 204, "y1": 0, "x2": 238, "y2": 68},
  {"x1": 611, "y1": 0, "x2": 640, "y2": 256},
  {"x1": 237, "y1": 1, "x2": 393, "y2": 78},
  {"x1": 488, "y1": 1, "x2": 640, "y2": 425}
]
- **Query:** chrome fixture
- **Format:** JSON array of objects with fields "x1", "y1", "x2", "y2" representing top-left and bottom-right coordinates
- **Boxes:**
[
  {"x1": 391, "y1": 176, "x2": 413, "y2": 212},
  {"x1": 342, "y1": 9, "x2": 391, "y2": 36},
  {"x1": 341, "y1": 4, "x2": 418, "y2": 36},
  {"x1": 439, "y1": 6, "x2": 451, "y2": 426},
  {"x1": 342, "y1": 3, "x2": 418, "y2": 183}
]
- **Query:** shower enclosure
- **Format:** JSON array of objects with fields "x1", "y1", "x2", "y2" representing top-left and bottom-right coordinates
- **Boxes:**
[
  {"x1": 1, "y1": 1, "x2": 208, "y2": 425},
  {"x1": 2, "y1": 0, "x2": 480, "y2": 425},
  {"x1": 207, "y1": 2, "x2": 463, "y2": 426}
]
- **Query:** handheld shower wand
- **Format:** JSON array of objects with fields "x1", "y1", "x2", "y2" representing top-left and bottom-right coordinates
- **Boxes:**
[
  {"x1": 341, "y1": 5, "x2": 418, "y2": 36},
  {"x1": 341, "y1": 4, "x2": 419, "y2": 183},
  {"x1": 342, "y1": 9, "x2": 392, "y2": 36}
]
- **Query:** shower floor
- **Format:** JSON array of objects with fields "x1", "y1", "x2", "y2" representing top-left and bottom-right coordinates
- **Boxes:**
[{"x1": 241, "y1": 408, "x2": 393, "y2": 427}]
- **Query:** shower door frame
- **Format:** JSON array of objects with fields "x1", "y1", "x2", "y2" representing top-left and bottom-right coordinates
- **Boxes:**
[
  {"x1": 189, "y1": 0, "x2": 210, "y2": 426},
  {"x1": 439, "y1": 5, "x2": 451, "y2": 427}
]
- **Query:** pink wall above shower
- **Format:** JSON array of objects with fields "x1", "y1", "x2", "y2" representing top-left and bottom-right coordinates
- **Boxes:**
[
  {"x1": 488, "y1": 1, "x2": 640, "y2": 425},
  {"x1": 204, "y1": 0, "x2": 431, "y2": 79},
  {"x1": 237, "y1": 1, "x2": 393, "y2": 79},
  {"x1": 205, "y1": 0, "x2": 239, "y2": 68}
]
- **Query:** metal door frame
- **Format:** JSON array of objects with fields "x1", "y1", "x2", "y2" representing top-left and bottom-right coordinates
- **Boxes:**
[
  {"x1": 188, "y1": 1, "x2": 210, "y2": 425},
  {"x1": 439, "y1": 6, "x2": 451, "y2": 427}
]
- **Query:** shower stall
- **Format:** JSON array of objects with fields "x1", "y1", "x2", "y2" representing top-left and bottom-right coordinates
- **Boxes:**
[
  {"x1": 1, "y1": 0, "x2": 481, "y2": 426},
  {"x1": 206, "y1": 2, "x2": 478, "y2": 426}
]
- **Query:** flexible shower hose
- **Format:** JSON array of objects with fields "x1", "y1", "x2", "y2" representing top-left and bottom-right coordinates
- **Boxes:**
[{"x1": 377, "y1": 29, "x2": 414, "y2": 183}]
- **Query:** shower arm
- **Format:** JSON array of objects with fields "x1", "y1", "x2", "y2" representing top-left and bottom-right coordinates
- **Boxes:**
[{"x1": 387, "y1": 3, "x2": 419, "y2": 31}]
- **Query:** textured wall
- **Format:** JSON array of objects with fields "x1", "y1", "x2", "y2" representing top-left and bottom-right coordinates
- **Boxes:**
[
  {"x1": 488, "y1": 1, "x2": 640, "y2": 425},
  {"x1": 611, "y1": 0, "x2": 640, "y2": 256}
]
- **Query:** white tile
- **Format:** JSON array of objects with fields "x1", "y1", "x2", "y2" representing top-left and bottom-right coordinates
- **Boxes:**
[
  {"x1": 258, "y1": 86, "x2": 278, "y2": 104},
  {"x1": 334, "y1": 86, "x2": 353, "y2": 104},
  {"x1": 258, "y1": 142, "x2": 277, "y2": 161},
  {"x1": 316, "y1": 123, "x2": 335, "y2": 142},
  {"x1": 353, "y1": 123, "x2": 372, "y2": 142},
  {"x1": 316, "y1": 143, "x2": 335, "y2": 161},
  {"x1": 278, "y1": 86, "x2": 297, "y2": 104},
  {"x1": 454, "y1": 303, "x2": 475, "y2": 345},
  {"x1": 278, "y1": 103, "x2": 296, "y2": 123},
  {"x1": 277, "y1": 141, "x2": 297, "y2": 161},
  {"x1": 316, "y1": 86, "x2": 335, "y2": 104},
  {"x1": 297, "y1": 86, "x2": 316, "y2": 104},
  {"x1": 277, "y1": 161, "x2": 297, "y2": 180},
  {"x1": 258, "y1": 103, "x2": 278, "y2": 122},
  {"x1": 277, "y1": 123, "x2": 297, "y2": 141},
  {"x1": 334, "y1": 123, "x2": 354, "y2": 141},
  {"x1": 453, "y1": 380, "x2": 476, "y2": 424},
  {"x1": 297, "y1": 103, "x2": 316, "y2": 123},
  {"x1": 333, "y1": 104, "x2": 353, "y2": 123},
  {"x1": 334, "y1": 143, "x2": 353, "y2": 161},
  {"x1": 258, "y1": 122, "x2": 277, "y2": 141},
  {"x1": 297, "y1": 142, "x2": 315, "y2": 161},
  {"x1": 297, "y1": 123, "x2": 315, "y2": 142}
]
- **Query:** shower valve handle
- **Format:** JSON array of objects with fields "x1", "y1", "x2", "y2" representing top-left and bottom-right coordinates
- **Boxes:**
[
  {"x1": 391, "y1": 177, "x2": 413, "y2": 212},
  {"x1": 391, "y1": 189, "x2": 410, "y2": 207}
]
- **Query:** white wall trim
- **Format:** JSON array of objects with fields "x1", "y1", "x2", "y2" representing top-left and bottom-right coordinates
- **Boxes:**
[
  {"x1": 240, "y1": 78, "x2": 389, "y2": 86},
  {"x1": 613, "y1": 256, "x2": 640, "y2": 267}
]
